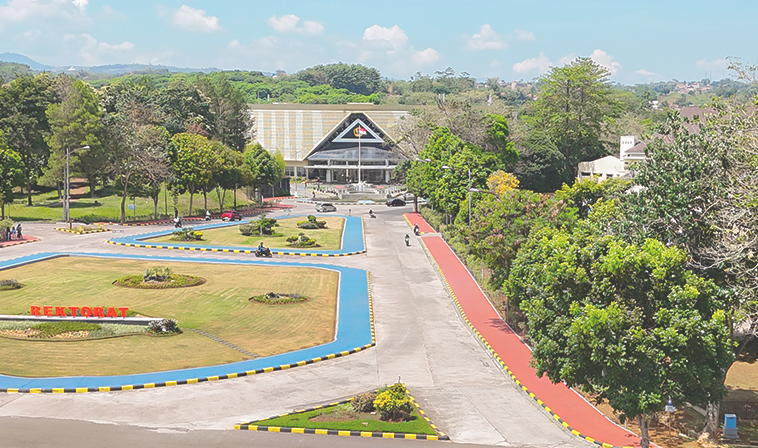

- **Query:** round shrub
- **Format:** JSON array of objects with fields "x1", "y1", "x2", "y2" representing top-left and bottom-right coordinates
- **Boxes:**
[
  {"x1": 148, "y1": 318, "x2": 180, "y2": 334},
  {"x1": 172, "y1": 227, "x2": 203, "y2": 241},
  {"x1": 114, "y1": 273, "x2": 205, "y2": 289},
  {"x1": 373, "y1": 383, "x2": 413, "y2": 422}
]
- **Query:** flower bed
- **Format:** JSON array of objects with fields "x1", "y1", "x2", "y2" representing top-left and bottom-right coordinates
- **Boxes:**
[
  {"x1": 0, "y1": 320, "x2": 149, "y2": 340},
  {"x1": 114, "y1": 274, "x2": 205, "y2": 289},
  {"x1": 250, "y1": 292, "x2": 309, "y2": 305}
]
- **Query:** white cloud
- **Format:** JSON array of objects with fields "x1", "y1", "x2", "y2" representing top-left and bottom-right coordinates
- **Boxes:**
[
  {"x1": 98, "y1": 41, "x2": 134, "y2": 51},
  {"x1": 172, "y1": 5, "x2": 220, "y2": 33},
  {"x1": 589, "y1": 49, "x2": 621, "y2": 75},
  {"x1": 0, "y1": 0, "x2": 89, "y2": 23},
  {"x1": 696, "y1": 58, "x2": 728, "y2": 71},
  {"x1": 557, "y1": 53, "x2": 576, "y2": 66},
  {"x1": 513, "y1": 53, "x2": 552, "y2": 74},
  {"x1": 636, "y1": 69, "x2": 655, "y2": 76},
  {"x1": 513, "y1": 29, "x2": 535, "y2": 41},
  {"x1": 21, "y1": 29, "x2": 42, "y2": 39},
  {"x1": 362, "y1": 24, "x2": 408, "y2": 49},
  {"x1": 413, "y1": 47, "x2": 439, "y2": 64},
  {"x1": 465, "y1": 24, "x2": 504, "y2": 51},
  {"x1": 267, "y1": 14, "x2": 323, "y2": 35}
]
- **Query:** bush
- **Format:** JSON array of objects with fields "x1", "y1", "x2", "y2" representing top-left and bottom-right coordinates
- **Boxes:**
[
  {"x1": 0, "y1": 279, "x2": 22, "y2": 290},
  {"x1": 143, "y1": 266, "x2": 172, "y2": 282},
  {"x1": 251, "y1": 292, "x2": 308, "y2": 305},
  {"x1": 172, "y1": 227, "x2": 203, "y2": 240},
  {"x1": 148, "y1": 318, "x2": 180, "y2": 334},
  {"x1": 297, "y1": 215, "x2": 327, "y2": 229},
  {"x1": 286, "y1": 235, "x2": 298, "y2": 243},
  {"x1": 373, "y1": 383, "x2": 413, "y2": 422},
  {"x1": 288, "y1": 233, "x2": 317, "y2": 248},
  {"x1": 239, "y1": 223, "x2": 256, "y2": 236},
  {"x1": 352, "y1": 392, "x2": 377, "y2": 413}
]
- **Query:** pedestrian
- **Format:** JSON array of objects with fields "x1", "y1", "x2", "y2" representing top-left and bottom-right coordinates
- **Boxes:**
[
  {"x1": 10, "y1": 226, "x2": 16, "y2": 240},
  {"x1": 16, "y1": 223, "x2": 22, "y2": 239}
]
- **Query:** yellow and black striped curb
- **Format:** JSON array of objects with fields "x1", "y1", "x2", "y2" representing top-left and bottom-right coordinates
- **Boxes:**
[
  {"x1": 234, "y1": 389, "x2": 448, "y2": 441},
  {"x1": 0, "y1": 343, "x2": 375, "y2": 394},
  {"x1": 1, "y1": 270, "x2": 376, "y2": 394},
  {"x1": 54, "y1": 228, "x2": 110, "y2": 234},
  {"x1": 420, "y1": 240, "x2": 634, "y2": 448},
  {"x1": 0, "y1": 238, "x2": 38, "y2": 248},
  {"x1": 107, "y1": 240, "x2": 365, "y2": 257}
]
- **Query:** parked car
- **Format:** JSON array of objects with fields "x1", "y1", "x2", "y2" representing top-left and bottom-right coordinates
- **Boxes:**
[
  {"x1": 386, "y1": 198, "x2": 406, "y2": 207},
  {"x1": 315, "y1": 202, "x2": 337, "y2": 212},
  {"x1": 221, "y1": 210, "x2": 242, "y2": 221}
]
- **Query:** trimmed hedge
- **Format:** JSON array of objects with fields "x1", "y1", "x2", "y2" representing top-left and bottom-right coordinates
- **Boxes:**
[{"x1": 31, "y1": 321, "x2": 102, "y2": 338}]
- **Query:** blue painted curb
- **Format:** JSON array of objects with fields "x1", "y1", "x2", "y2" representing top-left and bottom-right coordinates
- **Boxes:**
[
  {"x1": 107, "y1": 215, "x2": 366, "y2": 257},
  {"x1": 0, "y1": 252, "x2": 373, "y2": 392}
]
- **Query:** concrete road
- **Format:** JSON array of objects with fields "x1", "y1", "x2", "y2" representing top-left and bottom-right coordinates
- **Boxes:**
[{"x1": 0, "y1": 203, "x2": 589, "y2": 448}]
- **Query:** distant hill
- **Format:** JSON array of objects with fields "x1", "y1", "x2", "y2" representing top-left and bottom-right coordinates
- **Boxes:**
[{"x1": 0, "y1": 52, "x2": 52, "y2": 71}]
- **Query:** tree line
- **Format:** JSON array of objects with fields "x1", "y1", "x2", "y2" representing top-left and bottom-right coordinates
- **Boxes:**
[
  {"x1": 400, "y1": 58, "x2": 758, "y2": 447},
  {"x1": 0, "y1": 72, "x2": 284, "y2": 222}
]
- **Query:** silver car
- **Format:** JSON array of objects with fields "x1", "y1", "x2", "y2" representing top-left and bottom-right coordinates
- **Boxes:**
[{"x1": 315, "y1": 202, "x2": 337, "y2": 212}]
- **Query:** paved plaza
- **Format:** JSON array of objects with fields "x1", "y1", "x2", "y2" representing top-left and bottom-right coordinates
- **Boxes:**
[{"x1": 0, "y1": 202, "x2": 597, "y2": 447}]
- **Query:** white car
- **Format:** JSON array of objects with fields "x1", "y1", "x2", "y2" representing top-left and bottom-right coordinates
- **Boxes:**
[{"x1": 315, "y1": 202, "x2": 337, "y2": 212}]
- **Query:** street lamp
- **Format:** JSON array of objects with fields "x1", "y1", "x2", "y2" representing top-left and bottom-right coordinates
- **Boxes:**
[
  {"x1": 441, "y1": 165, "x2": 472, "y2": 228},
  {"x1": 64, "y1": 145, "x2": 89, "y2": 225}
]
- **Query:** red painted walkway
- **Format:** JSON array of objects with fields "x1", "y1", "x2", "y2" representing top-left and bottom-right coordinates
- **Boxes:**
[
  {"x1": 408, "y1": 214, "x2": 642, "y2": 448},
  {"x1": 0, "y1": 235, "x2": 37, "y2": 248}
]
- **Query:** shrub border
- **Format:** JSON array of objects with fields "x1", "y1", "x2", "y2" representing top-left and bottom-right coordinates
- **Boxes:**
[
  {"x1": 234, "y1": 386, "x2": 448, "y2": 441},
  {"x1": 113, "y1": 274, "x2": 206, "y2": 289}
]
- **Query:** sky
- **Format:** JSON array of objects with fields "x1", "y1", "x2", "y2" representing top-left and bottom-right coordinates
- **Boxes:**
[{"x1": 0, "y1": 0, "x2": 754, "y2": 84}]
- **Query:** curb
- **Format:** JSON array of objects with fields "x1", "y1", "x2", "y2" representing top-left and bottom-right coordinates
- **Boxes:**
[
  {"x1": 0, "y1": 252, "x2": 376, "y2": 394},
  {"x1": 106, "y1": 241, "x2": 366, "y2": 257},
  {"x1": 420, "y1": 238, "x2": 634, "y2": 448},
  {"x1": 0, "y1": 237, "x2": 38, "y2": 248},
  {"x1": 54, "y1": 228, "x2": 110, "y2": 235},
  {"x1": 234, "y1": 388, "x2": 448, "y2": 441},
  {"x1": 105, "y1": 206, "x2": 294, "y2": 227}
]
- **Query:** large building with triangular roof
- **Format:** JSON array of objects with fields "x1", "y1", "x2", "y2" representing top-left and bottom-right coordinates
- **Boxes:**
[{"x1": 249, "y1": 103, "x2": 412, "y2": 184}]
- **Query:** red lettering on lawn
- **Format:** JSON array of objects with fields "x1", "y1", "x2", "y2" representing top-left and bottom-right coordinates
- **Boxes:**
[
  {"x1": 43, "y1": 306, "x2": 53, "y2": 317},
  {"x1": 81, "y1": 307, "x2": 92, "y2": 317},
  {"x1": 30, "y1": 306, "x2": 41, "y2": 316},
  {"x1": 55, "y1": 306, "x2": 67, "y2": 317},
  {"x1": 106, "y1": 307, "x2": 117, "y2": 318},
  {"x1": 93, "y1": 307, "x2": 104, "y2": 318},
  {"x1": 68, "y1": 306, "x2": 79, "y2": 317},
  {"x1": 118, "y1": 307, "x2": 129, "y2": 318}
]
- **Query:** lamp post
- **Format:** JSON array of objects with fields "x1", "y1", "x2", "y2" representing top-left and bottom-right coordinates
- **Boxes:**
[
  {"x1": 442, "y1": 165, "x2": 472, "y2": 228},
  {"x1": 64, "y1": 145, "x2": 89, "y2": 226}
]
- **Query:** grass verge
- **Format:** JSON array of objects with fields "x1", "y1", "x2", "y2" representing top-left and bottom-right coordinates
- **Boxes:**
[
  {"x1": 0, "y1": 256, "x2": 338, "y2": 377},
  {"x1": 147, "y1": 216, "x2": 345, "y2": 250}
]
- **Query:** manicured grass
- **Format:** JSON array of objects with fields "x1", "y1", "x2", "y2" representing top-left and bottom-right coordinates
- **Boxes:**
[
  {"x1": 251, "y1": 403, "x2": 438, "y2": 435},
  {"x1": 147, "y1": 216, "x2": 345, "y2": 250},
  {"x1": 5, "y1": 184, "x2": 255, "y2": 223},
  {"x1": 0, "y1": 257, "x2": 338, "y2": 377}
]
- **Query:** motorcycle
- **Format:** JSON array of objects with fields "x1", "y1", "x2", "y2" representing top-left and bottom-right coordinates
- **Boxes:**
[
  {"x1": 174, "y1": 217, "x2": 182, "y2": 228},
  {"x1": 413, "y1": 226, "x2": 421, "y2": 236},
  {"x1": 205, "y1": 211, "x2": 212, "y2": 221},
  {"x1": 368, "y1": 209, "x2": 376, "y2": 218},
  {"x1": 254, "y1": 247, "x2": 273, "y2": 258}
]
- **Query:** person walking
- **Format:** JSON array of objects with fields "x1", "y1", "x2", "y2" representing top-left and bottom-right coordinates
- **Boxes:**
[
  {"x1": 10, "y1": 226, "x2": 16, "y2": 240},
  {"x1": 16, "y1": 223, "x2": 22, "y2": 239}
]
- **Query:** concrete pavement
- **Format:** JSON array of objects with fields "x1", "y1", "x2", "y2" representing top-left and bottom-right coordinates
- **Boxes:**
[{"x1": 0, "y1": 203, "x2": 588, "y2": 447}]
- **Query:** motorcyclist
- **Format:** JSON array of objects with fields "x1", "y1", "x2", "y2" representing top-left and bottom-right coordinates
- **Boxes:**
[
  {"x1": 205, "y1": 210, "x2": 211, "y2": 221},
  {"x1": 174, "y1": 216, "x2": 182, "y2": 228},
  {"x1": 413, "y1": 224, "x2": 420, "y2": 235},
  {"x1": 257, "y1": 241, "x2": 265, "y2": 252}
]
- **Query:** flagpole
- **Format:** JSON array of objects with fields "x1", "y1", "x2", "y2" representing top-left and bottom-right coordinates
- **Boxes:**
[{"x1": 358, "y1": 132, "x2": 362, "y2": 185}]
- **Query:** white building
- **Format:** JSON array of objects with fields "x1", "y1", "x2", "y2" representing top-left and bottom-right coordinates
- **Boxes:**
[{"x1": 577, "y1": 155, "x2": 628, "y2": 181}]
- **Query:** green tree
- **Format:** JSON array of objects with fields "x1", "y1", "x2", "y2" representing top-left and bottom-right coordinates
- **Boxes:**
[
  {"x1": 196, "y1": 75, "x2": 251, "y2": 151},
  {"x1": 0, "y1": 131, "x2": 24, "y2": 218},
  {"x1": 215, "y1": 145, "x2": 252, "y2": 211},
  {"x1": 529, "y1": 57, "x2": 620, "y2": 182},
  {"x1": 0, "y1": 74, "x2": 55, "y2": 205},
  {"x1": 511, "y1": 130, "x2": 564, "y2": 193},
  {"x1": 46, "y1": 79, "x2": 104, "y2": 197},
  {"x1": 507, "y1": 206, "x2": 734, "y2": 448},
  {"x1": 243, "y1": 143, "x2": 284, "y2": 201},
  {"x1": 157, "y1": 79, "x2": 212, "y2": 136},
  {"x1": 294, "y1": 63, "x2": 383, "y2": 96},
  {"x1": 169, "y1": 133, "x2": 220, "y2": 215}
]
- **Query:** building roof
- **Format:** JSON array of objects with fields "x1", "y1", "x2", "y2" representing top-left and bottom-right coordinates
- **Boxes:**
[{"x1": 249, "y1": 103, "x2": 411, "y2": 162}]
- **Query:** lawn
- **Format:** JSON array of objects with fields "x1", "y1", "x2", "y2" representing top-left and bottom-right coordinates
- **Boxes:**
[
  {"x1": 147, "y1": 216, "x2": 345, "y2": 251},
  {"x1": 4, "y1": 183, "x2": 257, "y2": 223},
  {"x1": 0, "y1": 257, "x2": 339, "y2": 377},
  {"x1": 249, "y1": 402, "x2": 438, "y2": 435}
]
